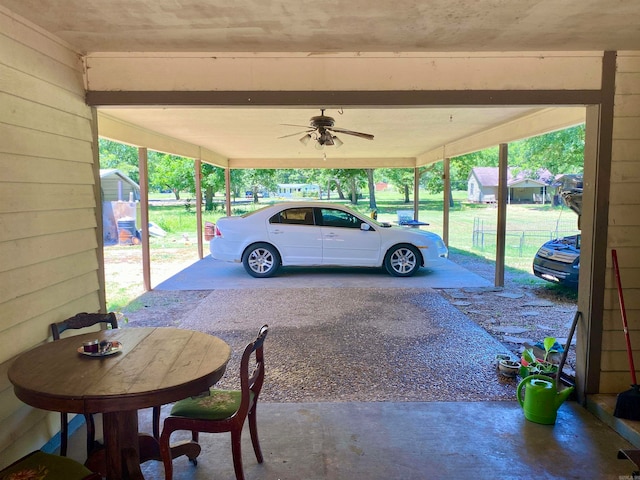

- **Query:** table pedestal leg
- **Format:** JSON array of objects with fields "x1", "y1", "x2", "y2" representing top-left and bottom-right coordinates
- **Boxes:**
[
  {"x1": 103, "y1": 410, "x2": 145, "y2": 480},
  {"x1": 86, "y1": 410, "x2": 203, "y2": 479}
]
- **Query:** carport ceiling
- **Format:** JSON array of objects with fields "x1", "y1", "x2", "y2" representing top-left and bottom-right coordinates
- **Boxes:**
[
  {"x1": 99, "y1": 106, "x2": 553, "y2": 161},
  {"x1": 2, "y1": 0, "x2": 639, "y2": 53},
  {"x1": 4, "y1": 0, "x2": 636, "y2": 162}
]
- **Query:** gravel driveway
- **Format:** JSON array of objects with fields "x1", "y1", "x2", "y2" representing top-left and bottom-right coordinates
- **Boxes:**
[
  {"x1": 120, "y1": 252, "x2": 577, "y2": 402},
  {"x1": 124, "y1": 286, "x2": 519, "y2": 402}
]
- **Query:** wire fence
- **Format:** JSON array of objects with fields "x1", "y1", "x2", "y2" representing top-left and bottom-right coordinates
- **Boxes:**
[{"x1": 472, "y1": 217, "x2": 580, "y2": 258}]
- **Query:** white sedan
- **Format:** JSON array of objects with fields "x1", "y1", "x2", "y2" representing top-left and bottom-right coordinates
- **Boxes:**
[{"x1": 210, "y1": 202, "x2": 448, "y2": 278}]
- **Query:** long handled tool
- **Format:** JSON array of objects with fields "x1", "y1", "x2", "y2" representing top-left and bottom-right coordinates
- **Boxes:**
[
  {"x1": 556, "y1": 310, "x2": 581, "y2": 390},
  {"x1": 612, "y1": 249, "x2": 640, "y2": 420}
]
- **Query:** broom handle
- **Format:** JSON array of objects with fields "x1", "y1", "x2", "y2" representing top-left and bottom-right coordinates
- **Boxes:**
[{"x1": 613, "y1": 249, "x2": 637, "y2": 385}]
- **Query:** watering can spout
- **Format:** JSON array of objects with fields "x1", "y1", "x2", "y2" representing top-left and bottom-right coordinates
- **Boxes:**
[{"x1": 556, "y1": 385, "x2": 574, "y2": 408}]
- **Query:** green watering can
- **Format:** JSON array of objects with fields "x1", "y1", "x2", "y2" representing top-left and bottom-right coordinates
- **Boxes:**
[{"x1": 517, "y1": 374, "x2": 574, "y2": 425}]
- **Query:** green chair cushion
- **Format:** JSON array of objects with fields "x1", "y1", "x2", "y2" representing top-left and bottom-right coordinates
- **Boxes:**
[
  {"x1": 170, "y1": 389, "x2": 254, "y2": 421},
  {"x1": 0, "y1": 450, "x2": 94, "y2": 480}
]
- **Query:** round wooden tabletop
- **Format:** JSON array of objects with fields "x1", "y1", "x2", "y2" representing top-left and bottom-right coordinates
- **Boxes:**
[{"x1": 8, "y1": 327, "x2": 231, "y2": 414}]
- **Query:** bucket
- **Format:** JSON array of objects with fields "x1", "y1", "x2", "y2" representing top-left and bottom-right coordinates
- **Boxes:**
[
  {"x1": 117, "y1": 218, "x2": 137, "y2": 245},
  {"x1": 204, "y1": 222, "x2": 215, "y2": 241}
]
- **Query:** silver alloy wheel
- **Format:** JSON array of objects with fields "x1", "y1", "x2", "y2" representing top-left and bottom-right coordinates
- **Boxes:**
[
  {"x1": 243, "y1": 243, "x2": 280, "y2": 277},
  {"x1": 385, "y1": 245, "x2": 420, "y2": 277}
]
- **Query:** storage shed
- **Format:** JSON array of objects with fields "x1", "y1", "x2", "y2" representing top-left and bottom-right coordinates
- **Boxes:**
[
  {"x1": 100, "y1": 169, "x2": 140, "y2": 245},
  {"x1": 100, "y1": 169, "x2": 140, "y2": 202}
]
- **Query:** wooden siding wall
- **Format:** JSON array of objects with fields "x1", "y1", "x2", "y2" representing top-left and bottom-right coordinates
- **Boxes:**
[
  {"x1": 0, "y1": 11, "x2": 101, "y2": 466},
  {"x1": 599, "y1": 52, "x2": 640, "y2": 393}
]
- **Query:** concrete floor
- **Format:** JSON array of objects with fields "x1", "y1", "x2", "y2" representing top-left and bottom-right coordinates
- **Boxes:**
[
  {"x1": 60, "y1": 258, "x2": 640, "y2": 478},
  {"x1": 65, "y1": 400, "x2": 638, "y2": 480},
  {"x1": 154, "y1": 257, "x2": 492, "y2": 291}
]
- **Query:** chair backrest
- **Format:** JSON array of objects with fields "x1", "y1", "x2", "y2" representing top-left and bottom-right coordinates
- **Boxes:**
[
  {"x1": 237, "y1": 325, "x2": 269, "y2": 418},
  {"x1": 51, "y1": 312, "x2": 119, "y2": 340}
]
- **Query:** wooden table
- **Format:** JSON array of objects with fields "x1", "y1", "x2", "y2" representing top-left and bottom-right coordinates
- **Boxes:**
[{"x1": 8, "y1": 327, "x2": 231, "y2": 480}]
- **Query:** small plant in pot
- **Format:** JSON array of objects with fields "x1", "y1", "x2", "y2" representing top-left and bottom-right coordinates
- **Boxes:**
[{"x1": 520, "y1": 337, "x2": 561, "y2": 378}]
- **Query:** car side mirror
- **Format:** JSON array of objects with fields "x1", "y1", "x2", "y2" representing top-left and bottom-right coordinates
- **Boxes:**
[{"x1": 360, "y1": 223, "x2": 371, "y2": 231}]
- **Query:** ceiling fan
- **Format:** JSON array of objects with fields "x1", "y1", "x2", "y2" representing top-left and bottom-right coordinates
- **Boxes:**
[{"x1": 279, "y1": 109, "x2": 374, "y2": 147}]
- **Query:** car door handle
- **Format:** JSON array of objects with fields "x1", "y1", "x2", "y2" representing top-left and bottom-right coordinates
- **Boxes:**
[
  {"x1": 324, "y1": 233, "x2": 337, "y2": 238},
  {"x1": 270, "y1": 229, "x2": 284, "y2": 235}
]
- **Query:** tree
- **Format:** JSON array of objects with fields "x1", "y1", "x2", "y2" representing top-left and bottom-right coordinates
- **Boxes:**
[
  {"x1": 365, "y1": 169, "x2": 377, "y2": 210},
  {"x1": 510, "y1": 124, "x2": 585, "y2": 174},
  {"x1": 99, "y1": 139, "x2": 140, "y2": 183},
  {"x1": 149, "y1": 153, "x2": 194, "y2": 200},
  {"x1": 382, "y1": 168, "x2": 414, "y2": 202},
  {"x1": 201, "y1": 164, "x2": 227, "y2": 210},
  {"x1": 243, "y1": 169, "x2": 277, "y2": 203},
  {"x1": 333, "y1": 169, "x2": 367, "y2": 204}
]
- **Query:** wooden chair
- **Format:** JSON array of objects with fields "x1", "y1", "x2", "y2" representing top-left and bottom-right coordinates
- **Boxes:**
[
  {"x1": 0, "y1": 450, "x2": 102, "y2": 480},
  {"x1": 159, "y1": 325, "x2": 269, "y2": 480},
  {"x1": 50, "y1": 312, "x2": 118, "y2": 457}
]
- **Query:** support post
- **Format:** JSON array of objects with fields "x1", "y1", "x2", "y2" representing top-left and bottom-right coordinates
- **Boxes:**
[
  {"x1": 195, "y1": 158, "x2": 203, "y2": 259},
  {"x1": 443, "y1": 158, "x2": 451, "y2": 246},
  {"x1": 413, "y1": 167, "x2": 420, "y2": 220},
  {"x1": 225, "y1": 168, "x2": 232, "y2": 217},
  {"x1": 138, "y1": 147, "x2": 151, "y2": 291},
  {"x1": 495, "y1": 143, "x2": 508, "y2": 287}
]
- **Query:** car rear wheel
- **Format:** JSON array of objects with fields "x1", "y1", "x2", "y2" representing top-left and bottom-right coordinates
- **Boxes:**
[
  {"x1": 242, "y1": 243, "x2": 280, "y2": 278},
  {"x1": 384, "y1": 245, "x2": 420, "y2": 277}
]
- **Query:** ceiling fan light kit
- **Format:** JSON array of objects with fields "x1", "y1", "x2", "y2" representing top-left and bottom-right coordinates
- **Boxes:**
[{"x1": 283, "y1": 109, "x2": 374, "y2": 148}]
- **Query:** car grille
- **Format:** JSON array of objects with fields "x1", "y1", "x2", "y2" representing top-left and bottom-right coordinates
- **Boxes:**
[{"x1": 536, "y1": 247, "x2": 578, "y2": 264}]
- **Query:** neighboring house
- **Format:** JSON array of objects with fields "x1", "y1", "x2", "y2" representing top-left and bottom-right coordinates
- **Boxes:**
[
  {"x1": 275, "y1": 183, "x2": 320, "y2": 198},
  {"x1": 467, "y1": 167, "x2": 554, "y2": 204}
]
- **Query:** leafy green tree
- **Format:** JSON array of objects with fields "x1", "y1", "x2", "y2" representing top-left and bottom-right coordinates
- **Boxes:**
[
  {"x1": 333, "y1": 169, "x2": 367, "y2": 204},
  {"x1": 201, "y1": 164, "x2": 227, "y2": 210},
  {"x1": 510, "y1": 124, "x2": 585, "y2": 174},
  {"x1": 99, "y1": 139, "x2": 140, "y2": 183},
  {"x1": 381, "y1": 168, "x2": 415, "y2": 202},
  {"x1": 149, "y1": 153, "x2": 195, "y2": 200},
  {"x1": 243, "y1": 169, "x2": 278, "y2": 203}
]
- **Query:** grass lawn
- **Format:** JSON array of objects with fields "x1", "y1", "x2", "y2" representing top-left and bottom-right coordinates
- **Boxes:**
[{"x1": 105, "y1": 190, "x2": 580, "y2": 311}]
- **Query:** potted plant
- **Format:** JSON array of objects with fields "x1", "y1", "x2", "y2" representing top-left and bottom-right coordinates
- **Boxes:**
[{"x1": 520, "y1": 337, "x2": 561, "y2": 378}]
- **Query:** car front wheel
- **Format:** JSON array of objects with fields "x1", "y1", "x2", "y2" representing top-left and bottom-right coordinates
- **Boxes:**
[
  {"x1": 242, "y1": 243, "x2": 280, "y2": 278},
  {"x1": 384, "y1": 245, "x2": 420, "y2": 277}
]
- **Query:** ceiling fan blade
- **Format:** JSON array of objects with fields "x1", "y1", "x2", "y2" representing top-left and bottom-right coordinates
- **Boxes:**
[
  {"x1": 278, "y1": 130, "x2": 313, "y2": 139},
  {"x1": 281, "y1": 123, "x2": 313, "y2": 129},
  {"x1": 330, "y1": 127, "x2": 374, "y2": 140}
]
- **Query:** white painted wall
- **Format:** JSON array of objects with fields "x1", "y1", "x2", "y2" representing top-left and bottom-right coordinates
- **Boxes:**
[{"x1": 0, "y1": 11, "x2": 102, "y2": 466}]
